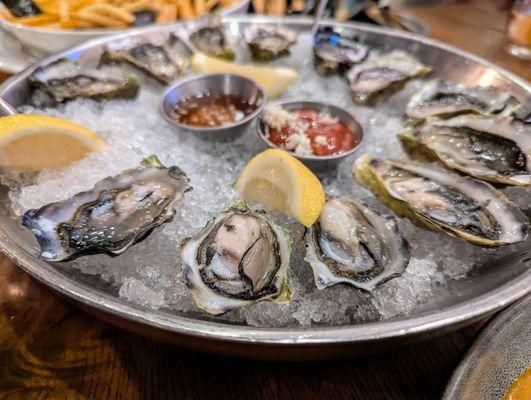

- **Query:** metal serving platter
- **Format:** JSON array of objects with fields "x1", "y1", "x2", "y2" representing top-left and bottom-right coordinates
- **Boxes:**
[
  {"x1": 443, "y1": 294, "x2": 530, "y2": 399},
  {"x1": 0, "y1": 16, "x2": 530, "y2": 360}
]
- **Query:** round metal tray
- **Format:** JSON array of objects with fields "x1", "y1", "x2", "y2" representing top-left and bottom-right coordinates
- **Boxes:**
[
  {"x1": 0, "y1": 16, "x2": 529, "y2": 360},
  {"x1": 443, "y1": 295, "x2": 530, "y2": 399}
]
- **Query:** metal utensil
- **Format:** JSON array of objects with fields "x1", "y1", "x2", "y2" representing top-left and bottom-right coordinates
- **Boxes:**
[{"x1": 311, "y1": 0, "x2": 329, "y2": 36}]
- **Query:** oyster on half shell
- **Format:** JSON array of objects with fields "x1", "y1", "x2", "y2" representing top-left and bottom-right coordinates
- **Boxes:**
[
  {"x1": 23, "y1": 156, "x2": 191, "y2": 261},
  {"x1": 406, "y1": 79, "x2": 519, "y2": 122},
  {"x1": 243, "y1": 25, "x2": 298, "y2": 61},
  {"x1": 180, "y1": 204, "x2": 291, "y2": 315},
  {"x1": 354, "y1": 155, "x2": 528, "y2": 247},
  {"x1": 30, "y1": 58, "x2": 140, "y2": 104},
  {"x1": 346, "y1": 50, "x2": 431, "y2": 104},
  {"x1": 313, "y1": 29, "x2": 369, "y2": 75},
  {"x1": 100, "y1": 35, "x2": 191, "y2": 84},
  {"x1": 188, "y1": 17, "x2": 235, "y2": 60},
  {"x1": 305, "y1": 196, "x2": 409, "y2": 291},
  {"x1": 399, "y1": 115, "x2": 531, "y2": 186}
]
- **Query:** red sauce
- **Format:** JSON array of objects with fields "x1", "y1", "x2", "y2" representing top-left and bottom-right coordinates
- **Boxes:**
[{"x1": 267, "y1": 108, "x2": 357, "y2": 156}]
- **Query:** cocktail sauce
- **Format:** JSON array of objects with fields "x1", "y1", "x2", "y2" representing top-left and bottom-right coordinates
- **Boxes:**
[{"x1": 267, "y1": 108, "x2": 356, "y2": 156}]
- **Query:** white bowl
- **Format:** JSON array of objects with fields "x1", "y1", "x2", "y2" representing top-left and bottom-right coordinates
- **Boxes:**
[{"x1": 0, "y1": 0, "x2": 250, "y2": 55}]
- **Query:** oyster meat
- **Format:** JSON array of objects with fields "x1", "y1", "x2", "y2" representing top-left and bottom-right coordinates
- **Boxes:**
[
  {"x1": 354, "y1": 155, "x2": 528, "y2": 247},
  {"x1": 305, "y1": 196, "x2": 409, "y2": 291},
  {"x1": 244, "y1": 25, "x2": 297, "y2": 61},
  {"x1": 189, "y1": 17, "x2": 234, "y2": 60},
  {"x1": 23, "y1": 156, "x2": 191, "y2": 261},
  {"x1": 180, "y1": 204, "x2": 291, "y2": 315},
  {"x1": 406, "y1": 79, "x2": 519, "y2": 122},
  {"x1": 399, "y1": 115, "x2": 531, "y2": 186},
  {"x1": 346, "y1": 50, "x2": 431, "y2": 104},
  {"x1": 313, "y1": 29, "x2": 369, "y2": 75},
  {"x1": 30, "y1": 58, "x2": 140, "y2": 104},
  {"x1": 100, "y1": 35, "x2": 190, "y2": 84}
]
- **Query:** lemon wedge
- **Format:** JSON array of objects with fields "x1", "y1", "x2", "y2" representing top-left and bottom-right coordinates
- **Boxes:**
[
  {"x1": 191, "y1": 52, "x2": 298, "y2": 98},
  {"x1": 0, "y1": 114, "x2": 106, "y2": 171},
  {"x1": 235, "y1": 149, "x2": 325, "y2": 227}
]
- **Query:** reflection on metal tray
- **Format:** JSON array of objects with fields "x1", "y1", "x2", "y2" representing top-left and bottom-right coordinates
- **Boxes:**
[{"x1": 0, "y1": 16, "x2": 529, "y2": 360}]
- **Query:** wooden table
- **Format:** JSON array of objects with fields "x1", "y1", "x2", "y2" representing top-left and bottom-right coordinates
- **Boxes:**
[{"x1": 0, "y1": 1, "x2": 528, "y2": 398}]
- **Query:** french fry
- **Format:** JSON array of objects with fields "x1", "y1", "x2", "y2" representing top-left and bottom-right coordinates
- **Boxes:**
[
  {"x1": 60, "y1": 18, "x2": 93, "y2": 28},
  {"x1": 150, "y1": 0, "x2": 164, "y2": 13},
  {"x1": 0, "y1": 8, "x2": 14, "y2": 21},
  {"x1": 74, "y1": 10, "x2": 128, "y2": 27},
  {"x1": 204, "y1": 0, "x2": 219, "y2": 12},
  {"x1": 178, "y1": 0, "x2": 194, "y2": 20},
  {"x1": 40, "y1": 22, "x2": 63, "y2": 29},
  {"x1": 59, "y1": 0, "x2": 70, "y2": 22},
  {"x1": 14, "y1": 14, "x2": 58, "y2": 26},
  {"x1": 267, "y1": 0, "x2": 285, "y2": 15},
  {"x1": 167, "y1": 3, "x2": 177, "y2": 22},
  {"x1": 291, "y1": 0, "x2": 304, "y2": 12},
  {"x1": 155, "y1": 3, "x2": 173, "y2": 23},
  {"x1": 251, "y1": 0, "x2": 264, "y2": 12},
  {"x1": 81, "y1": 4, "x2": 135, "y2": 23},
  {"x1": 194, "y1": 0, "x2": 205, "y2": 16},
  {"x1": 121, "y1": 0, "x2": 151, "y2": 12}
]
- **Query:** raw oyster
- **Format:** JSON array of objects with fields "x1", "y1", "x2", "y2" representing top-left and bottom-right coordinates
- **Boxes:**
[
  {"x1": 406, "y1": 79, "x2": 519, "y2": 122},
  {"x1": 180, "y1": 204, "x2": 291, "y2": 315},
  {"x1": 399, "y1": 115, "x2": 531, "y2": 186},
  {"x1": 22, "y1": 156, "x2": 191, "y2": 261},
  {"x1": 30, "y1": 58, "x2": 140, "y2": 104},
  {"x1": 511, "y1": 102, "x2": 531, "y2": 124},
  {"x1": 100, "y1": 35, "x2": 190, "y2": 84},
  {"x1": 313, "y1": 29, "x2": 369, "y2": 75},
  {"x1": 189, "y1": 17, "x2": 234, "y2": 60},
  {"x1": 354, "y1": 155, "x2": 528, "y2": 247},
  {"x1": 305, "y1": 196, "x2": 409, "y2": 291},
  {"x1": 346, "y1": 50, "x2": 431, "y2": 104},
  {"x1": 243, "y1": 25, "x2": 297, "y2": 61}
]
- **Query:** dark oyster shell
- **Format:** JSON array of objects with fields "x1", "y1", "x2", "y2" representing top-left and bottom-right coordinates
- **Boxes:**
[
  {"x1": 244, "y1": 25, "x2": 297, "y2": 61},
  {"x1": 23, "y1": 156, "x2": 192, "y2": 261},
  {"x1": 313, "y1": 29, "x2": 369, "y2": 75},
  {"x1": 30, "y1": 58, "x2": 140, "y2": 104},
  {"x1": 100, "y1": 34, "x2": 191, "y2": 84}
]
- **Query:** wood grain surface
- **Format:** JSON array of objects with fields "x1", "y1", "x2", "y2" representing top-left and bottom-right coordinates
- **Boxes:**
[{"x1": 0, "y1": 1, "x2": 528, "y2": 398}]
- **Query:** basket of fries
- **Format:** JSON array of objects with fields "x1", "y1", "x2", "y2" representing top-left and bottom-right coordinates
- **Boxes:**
[{"x1": 0, "y1": 0, "x2": 250, "y2": 54}]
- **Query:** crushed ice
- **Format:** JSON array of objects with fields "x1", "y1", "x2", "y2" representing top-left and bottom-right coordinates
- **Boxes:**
[{"x1": 6, "y1": 32, "x2": 528, "y2": 327}]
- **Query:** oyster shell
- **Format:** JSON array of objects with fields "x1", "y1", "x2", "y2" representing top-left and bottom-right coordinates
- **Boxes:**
[
  {"x1": 22, "y1": 156, "x2": 191, "y2": 261},
  {"x1": 406, "y1": 79, "x2": 519, "y2": 122},
  {"x1": 346, "y1": 50, "x2": 431, "y2": 104},
  {"x1": 244, "y1": 25, "x2": 297, "y2": 61},
  {"x1": 180, "y1": 204, "x2": 291, "y2": 315},
  {"x1": 353, "y1": 154, "x2": 528, "y2": 247},
  {"x1": 189, "y1": 17, "x2": 234, "y2": 60},
  {"x1": 313, "y1": 29, "x2": 369, "y2": 75},
  {"x1": 399, "y1": 115, "x2": 531, "y2": 186},
  {"x1": 30, "y1": 58, "x2": 140, "y2": 104},
  {"x1": 510, "y1": 102, "x2": 531, "y2": 124},
  {"x1": 305, "y1": 196, "x2": 409, "y2": 291},
  {"x1": 100, "y1": 35, "x2": 190, "y2": 84}
]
